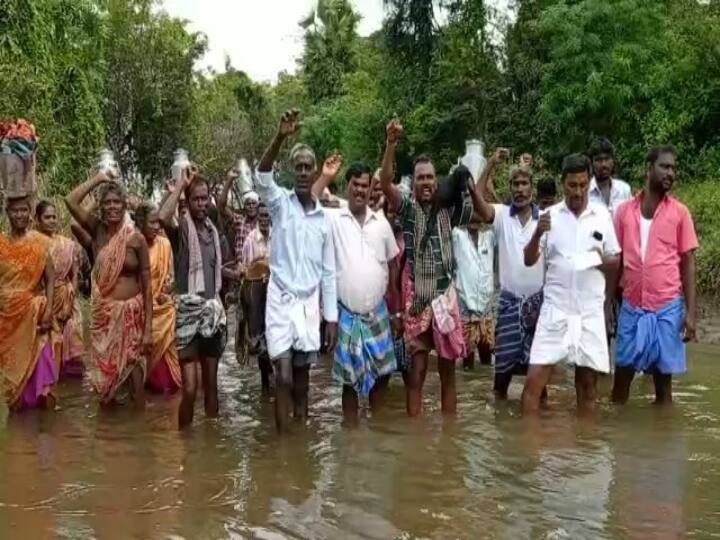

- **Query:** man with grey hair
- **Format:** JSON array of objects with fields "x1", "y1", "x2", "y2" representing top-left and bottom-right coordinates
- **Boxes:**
[{"x1": 255, "y1": 109, "x2": 337, "y2": 432}]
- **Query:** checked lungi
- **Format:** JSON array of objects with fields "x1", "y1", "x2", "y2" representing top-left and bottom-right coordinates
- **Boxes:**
[
  {"x1": 494, "y1": 289, "x2": 543, "y2": 375},
  {"x1": 332, "y1": 301, "x2": 397, "y2": 397}
]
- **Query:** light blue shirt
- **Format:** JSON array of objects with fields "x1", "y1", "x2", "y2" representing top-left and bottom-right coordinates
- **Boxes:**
[
  {"x1": 589, "y1": 177, "x2": 632, "y2": 217},
  {"x1": 255, "y1": 171, "x2": 337, "y2": 322},
  {"x1": 452, "y1": 227, "x2": 495, "y2": 316}
]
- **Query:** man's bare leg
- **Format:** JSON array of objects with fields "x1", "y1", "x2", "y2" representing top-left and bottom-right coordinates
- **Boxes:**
[
  {"x1": 463, "y1": 352, "x2": 475, "y2": 371},
  {"x1": 438, "y1": 358, "x2": 457, "y2": 414},
  {"x1": 478, "y1": 341, "x2": 493, "y2": 366},
  {"x1": 611, "y1": 366, "x2": 636, "y2": 404},
  {"x1": 369, "y1": 375, "x2": 390, "y2": 413},
  {"x1": 292, "y1": 364, "x2": 310, "y2": 421},
  {"x1": 179, "y1": 360, "x2": 198, "y2": 429},
  {"x1": 575, "y1": 366, "x2": 598, "y2": 415},
  {"x1": 274, "y1": 356, "x2": 293, "y2": 432},
  {"x1": 201, "y1": 357, "x2": 219, "y2": 418},
  {"x1": 342, "y1": 385, "x2": 359, "y2": 426},
  {"x1": 521, "y1": 365, "x2": 554, "y2": 414},
  {"x1": 494, "y1": 372, "x2": 513, "y2": 400},
  {"x1": 653, "y1": 371, "x2": 673, "y2": 405},
  {"x1": 407, "y1": 352, "x2": 428, "y2": 417}
]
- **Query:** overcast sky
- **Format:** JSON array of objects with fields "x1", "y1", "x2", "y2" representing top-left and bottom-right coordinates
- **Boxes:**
[{"x1": 160, "y1": 0, "x2": 385, "y2": 83}]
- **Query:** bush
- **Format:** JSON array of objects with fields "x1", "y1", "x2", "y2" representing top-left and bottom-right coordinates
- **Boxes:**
[{"x1": 674, "y1": 180, "x2": 720, "y2": 299}]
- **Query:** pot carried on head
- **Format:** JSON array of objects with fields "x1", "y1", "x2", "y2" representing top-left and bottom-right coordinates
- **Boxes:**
[{"x1": 0, "y1": 119, "x2": 38, "y2": 200}]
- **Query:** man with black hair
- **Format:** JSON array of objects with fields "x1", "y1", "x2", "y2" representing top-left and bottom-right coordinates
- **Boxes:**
[
  {"x1": 536, "y1": 177, "x2": 558, "y2": 210},
  {"x1": 523, "y1": 153, "x2": 620, "y2": 414},
  {"x1": 473, "y1": 148, "x2": 545, "y2": 400},
  {"x1": 588, "y1": 137, "x2": 631, "y2": 216},
  {"x1": 255, "y1": 109, "x2": 338, "y2": 432},
  {"x1": 612, "y1": 145, "x2": 698, "y2": 405},
  {"x1": 315, "y1": 159, "x2": 399, "y2": 423},
  {"x1": 379, "y1": 118, "x2": 484, "y2": 417}
]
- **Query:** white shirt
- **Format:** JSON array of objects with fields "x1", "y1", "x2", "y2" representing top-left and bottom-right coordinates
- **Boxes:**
[
  {"x1": 452, "y1": 227, "x2": 494, "y2": 315},
  {"x1": 492, "y1": 204, "x2": 545, "y2": 297},
  {"x1": 589, "y1": 177, "x2": 632, "y2": 217},
  {"x1": 326, "y1": 206, "x2": 399, "y2": 314},
  {"x1": 640, "y1": 217, "x2": 652, "y2": 262},
  {"x1": 540, "y1": 201, "x2": 620, "y2": 314}
]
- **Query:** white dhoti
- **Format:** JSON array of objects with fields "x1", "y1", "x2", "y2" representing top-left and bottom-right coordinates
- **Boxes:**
[
  {"x1": 265, "y1": 277, "x2": 321, "y2": 360},
  {"x1": 529, "y1": 302, "x2": 610, "y2": 373}
]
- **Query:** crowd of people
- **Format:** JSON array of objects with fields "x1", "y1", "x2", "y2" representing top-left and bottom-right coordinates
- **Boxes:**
[{"x1": 0, "y1": 109, "x2": 699, "y2": 431}]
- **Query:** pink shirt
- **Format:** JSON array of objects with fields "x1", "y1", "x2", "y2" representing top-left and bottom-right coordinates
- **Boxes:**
[
  {"x1": 241, "y1": 228, "x2": 271, "y2": 266},
  {"x1": 614, "y1": 193, "x2": 698, "y2": 311}
]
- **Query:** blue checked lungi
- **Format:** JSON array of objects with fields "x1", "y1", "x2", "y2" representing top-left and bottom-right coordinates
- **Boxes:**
[
  {"x1": 615, "y1": 297, "x2": 686, "y2": 374},
  {"x1": 333, "y1": 301, "x2": 397, "y2": 397},
  {"x1": 494, "y1": 289, "x2": 543, "y2": 375}
]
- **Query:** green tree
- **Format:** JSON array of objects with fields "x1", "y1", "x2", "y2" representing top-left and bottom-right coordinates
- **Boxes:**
[
  {"x1": 299, "y1": 0, "x2": 361, "y2": 104},
  {"x1": 0, "y1": 0, "x2": 106, "y2": 193},
  {"x1": 103, "y1": 0, "x2": 206, "y2": 192}
]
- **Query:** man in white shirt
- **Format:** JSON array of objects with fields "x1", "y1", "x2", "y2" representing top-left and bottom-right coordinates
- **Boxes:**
[
  {"x1": 588, "y1": 137, "x2": 632, "y2": 217},
  {"x1": 321, "y1": 162, "x2": 400, "y2": 423},
  {"x1": 452, "y1": 218, "x2": 495, "y2": 370},
  {"x1": 523, "y1": 153, "x2": 621, "y2": 414},
  {"x1": 471, "y1": 149, "x2": 546, "y2": 399},
  {"x1": 255, "y1": 109, "x2": 338, "y2": 432},
  {"x1": 588, "y1": 137, "x2": 631, "y2": 346}
]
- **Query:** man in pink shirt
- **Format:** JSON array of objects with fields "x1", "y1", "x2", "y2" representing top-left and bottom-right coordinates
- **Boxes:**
[{"x1": 612, "y1": 145, "x2": 698, "y2": 405}]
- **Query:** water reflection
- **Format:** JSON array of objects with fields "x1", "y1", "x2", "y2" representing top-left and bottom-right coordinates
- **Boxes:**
[{"x1": 0, "y1": 345, "x2": 719, "y2": 539}]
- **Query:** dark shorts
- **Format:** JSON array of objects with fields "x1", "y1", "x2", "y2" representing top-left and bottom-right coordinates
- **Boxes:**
[
  {"x1": 272, "y1": 349, "x2": 319, "y2": 368},
  {"x1": 179, "y1": 329, "x2": 227, "y2": 362}
]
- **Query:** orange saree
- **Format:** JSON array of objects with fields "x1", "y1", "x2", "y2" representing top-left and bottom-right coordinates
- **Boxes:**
[
  {"x1": 89, "y1": 223, "x2": 145, "y2": 403},
  {"x1": 49, "y1": 235, "x2": 85, "y2": 377},
  {"x1": 0, "y1": 231, "x2": 57, "y2": 408},
  {"x1": 146, "y1": 235, "x2": 181, "y2": 393}
]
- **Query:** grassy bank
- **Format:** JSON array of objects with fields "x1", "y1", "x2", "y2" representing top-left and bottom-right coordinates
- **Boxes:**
[{"x1": 675, "y1": 181, "x2": 720, "y2": 300}]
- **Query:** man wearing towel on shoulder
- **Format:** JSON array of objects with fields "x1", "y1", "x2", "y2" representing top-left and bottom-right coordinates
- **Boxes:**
[
  {"x1": 159, "y1": 168, "x2": 233, "y2": 429},
  {"x1": 522, "y1": 153, "x2": 621, "y2": 415},
  {"x1": 255, "y1": 109, "x2": 338, "y2": 432},
  {"x1": 612, "y1": 145, "x2": 698, "y2": 405}
]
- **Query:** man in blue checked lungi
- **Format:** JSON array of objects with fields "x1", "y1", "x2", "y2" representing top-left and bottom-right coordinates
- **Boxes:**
[
  {"x1": 471, "y1": 148, "x2": 546, "y2": 399},
  {"x1": 314, "y1": 159, "x2": 400, "y2": 423}
]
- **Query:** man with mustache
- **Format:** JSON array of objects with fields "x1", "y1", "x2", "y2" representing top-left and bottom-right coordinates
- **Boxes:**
[
  {"x1": 612, "y1": 145, "x2": 698, "y2": 405},
  {"x1": 473, "y1": 149, "x2": 546, "y2": 399},
  {"x1": 379, "y1": 118, "x2": 485, "y2": 416},
  {"x1": 315, "y1": 161, "x2": 399, "y2": 423},
  {"x1": 588, "y1": 137, "x2": 631, "y2": 217},
  {"x1": 523, "y1": 153, "x2": 620, "y2": 414},
  {"x1": 255, "y1": 109, "x2": 338, "y2": 432}
]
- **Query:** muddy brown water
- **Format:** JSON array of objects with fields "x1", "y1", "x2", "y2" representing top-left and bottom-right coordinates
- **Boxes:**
[{"x1": 1, "y1": 324, "x2": 719, "y2": 539}]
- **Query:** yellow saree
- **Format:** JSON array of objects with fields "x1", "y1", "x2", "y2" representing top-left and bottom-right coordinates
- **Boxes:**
[
  {"x1": 89, "y1": 223, "x2": 145, "y2": 402},
  {"x1": 49, "y1": 235, "x2": 85, "y2": 376},
  {"x1": 146, "y1": 235, "x2": 181, "y2": 393},
  {"x1": 0, "y1": 231, "x2": 55, "y2": 407}
]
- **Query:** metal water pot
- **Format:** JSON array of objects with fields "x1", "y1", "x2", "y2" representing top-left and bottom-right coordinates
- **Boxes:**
[
  {"x1": 96, "y1": 148, "x2": 120, "y2": 179},
  {"x1": 171, "y1": 148, "x2": 190, "y2": 182},
  {"x1": 235, "y1": 158, "x2": 253, "y2": 195},
  {"x1": 460, "y1": 139, "x2": 486, "y2": 182}
]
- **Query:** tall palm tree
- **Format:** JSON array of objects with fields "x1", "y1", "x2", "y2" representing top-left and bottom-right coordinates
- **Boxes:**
[{"x1": 299, "y1": 0, "x2": 361, "y2": 104}]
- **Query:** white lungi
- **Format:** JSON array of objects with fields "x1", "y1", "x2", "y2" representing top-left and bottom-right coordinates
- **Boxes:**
[
  {"x1": 529, "y1": 303, "x2": 610, "y2": 373},
  {"x1": 265, "y1": 277, "x2": 321, "y2": 360}
]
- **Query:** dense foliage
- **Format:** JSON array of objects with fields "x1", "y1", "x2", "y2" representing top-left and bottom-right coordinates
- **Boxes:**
[{"x1": 1, "y1": 0, "x2": 719, "y2": 292}]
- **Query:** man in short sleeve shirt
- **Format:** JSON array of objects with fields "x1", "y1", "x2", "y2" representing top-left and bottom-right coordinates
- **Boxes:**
[
  {"x1": 612, "y1": 145, "x2": 698, "y2": 405},
  {"x1": 523, "y1": 154, "x2": 621, "y2": 414}
]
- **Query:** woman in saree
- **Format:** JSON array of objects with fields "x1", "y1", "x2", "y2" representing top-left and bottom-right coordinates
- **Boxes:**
[
  {"x1": 0, "y1": 195, "x2": 57, "y2": 411},
  {"x1": 64, "y1": 171, "x2": 152, "y2": 407},
  {"x1": 134, "y1": 202, "x2": 181, "y2": 395},
  {"x1": 35, "y1": 200, "x2": 86, "y2": 378}
]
